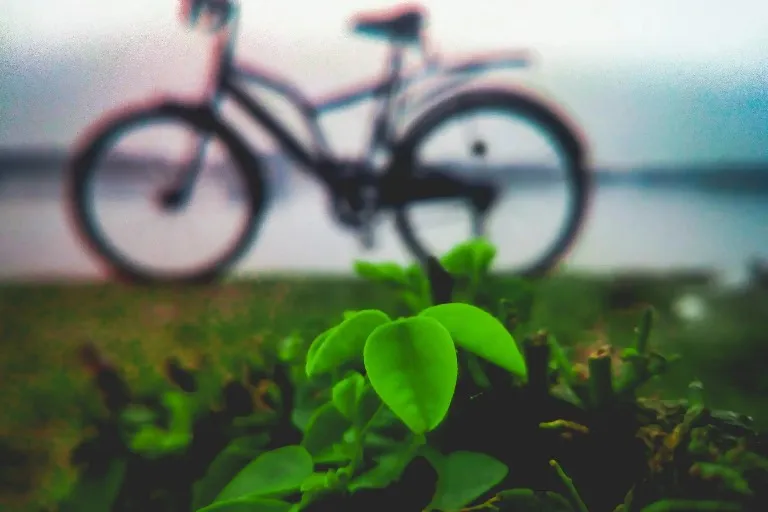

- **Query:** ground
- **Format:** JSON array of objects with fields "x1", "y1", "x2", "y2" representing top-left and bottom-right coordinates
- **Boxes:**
[{"x1": 0, "y1": 273, "x2": 766, "y2": 511}]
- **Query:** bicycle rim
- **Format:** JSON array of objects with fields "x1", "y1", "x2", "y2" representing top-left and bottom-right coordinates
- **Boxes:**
[
  {"x1": 68, "y1": 104, "x2": 266, "y2": 283},
  {"x1": 392, "y1": 88, "x2": 590, "y2": 277}
]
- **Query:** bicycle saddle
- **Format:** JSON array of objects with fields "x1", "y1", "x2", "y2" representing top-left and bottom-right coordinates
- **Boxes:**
[{"x1": 351, "y1": 4, "x2": 426, "y2": 45}]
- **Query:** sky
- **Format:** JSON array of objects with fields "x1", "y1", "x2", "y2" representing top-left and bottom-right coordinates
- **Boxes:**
[{"x1": 2, "y1": 0, "x2": 768, "y2": 169}]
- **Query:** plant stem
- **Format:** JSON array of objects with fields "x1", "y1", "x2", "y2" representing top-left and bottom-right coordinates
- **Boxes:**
[
  {"x1": 498, "y1": 298, "x2": 519, "y2": 333},
  {"x1": 464, "y1": 353, "x2": 492, "y2": 389},
  {"x1": 539, "y1": 419, "x2": 590, "y2": 435},
  {"x1": 614, "y1": 352, "x2": 646, "y2": 400},
  {"x1": 635, "y1": 307, "x2": 654, "y2": 355},
  {"x1": 523, "y1": 331, "x2": 551, "y2": 398},
  {"x1": 549, "y1": 459, "x2": 589, "y2": 512},
  {"x1": 687, "y1": 380, "x2": 706, "y2": 409},
  {"x1": 459, "y1": 494, "x2": 502, "y2": 511},
  {"x1": 615, "y1": 307, "x2": 656, "y2": 400},
  {"x1": 347, "y1": 402, "x2": 384, "y2": 476},
  {"x1": 548, "y1": 334, "x2": 577, "y2": 387},
  {"x1": 425, "y1": 256, "x2": 454, "y2": 305},
  {"x1": 587, "y1": 351, "x2": 614, "y2": 408}
]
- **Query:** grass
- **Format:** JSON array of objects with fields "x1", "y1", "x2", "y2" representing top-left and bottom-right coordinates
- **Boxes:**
[{"x1": 0, "y1": 272, "x2": 767, "y2": 510}]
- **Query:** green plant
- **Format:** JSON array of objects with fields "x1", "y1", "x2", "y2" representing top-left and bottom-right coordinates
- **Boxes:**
[
  {"x1": 54, "y1": 239, "x2": 768, "y2": 512},
  {"x1": 198, "y1": 292, "x2": 678, "y2": 511},
  {"x1": 352, "y1": 237, "x2": 497, "y2": 314},
  {"x1": 200, "y1": 302, "x2": 526, "y2": 511},
  {"x1": 57, "y1": 343, "x2": 302, "y2": 512}
]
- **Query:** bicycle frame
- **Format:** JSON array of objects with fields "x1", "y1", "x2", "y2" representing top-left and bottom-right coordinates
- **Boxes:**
[{"x1": 182, "y1": 0, "x2": 533, "y2": 193}]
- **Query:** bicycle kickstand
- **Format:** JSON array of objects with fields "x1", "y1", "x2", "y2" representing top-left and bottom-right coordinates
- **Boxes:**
[{"x1": 357, "y1": 187, "x2": 379, "y2": 251}]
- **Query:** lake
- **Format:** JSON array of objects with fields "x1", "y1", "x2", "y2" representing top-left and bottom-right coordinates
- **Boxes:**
[{"x1": 1, "y1": 171, "x2": 767, "y2": 285}]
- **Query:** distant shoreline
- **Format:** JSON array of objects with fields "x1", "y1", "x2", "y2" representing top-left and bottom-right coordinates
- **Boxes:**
[{"x1": 2, "y1": 147, "x2": 768, "y2": 193}]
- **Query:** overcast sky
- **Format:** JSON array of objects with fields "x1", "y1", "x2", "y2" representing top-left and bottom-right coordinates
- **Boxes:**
[{"x1": 2, "y1": 0, "x2": 768, "y2": 168}]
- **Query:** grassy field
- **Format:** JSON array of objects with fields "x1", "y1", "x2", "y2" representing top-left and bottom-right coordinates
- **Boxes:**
[{"x1": 1, "y1": 272, "x2": 767, "y2": 510}]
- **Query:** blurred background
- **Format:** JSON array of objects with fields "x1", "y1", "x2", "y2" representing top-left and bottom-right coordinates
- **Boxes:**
[
  {"x1": 2, "y1": 1, "x2": 768, "y2": 510},
  {"x1": 1, "y1": 0, "x2": 767, "y2": 283}
]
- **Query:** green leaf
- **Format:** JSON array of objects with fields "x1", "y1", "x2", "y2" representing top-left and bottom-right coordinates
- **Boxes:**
[
  {"x1": 404, "y1": 262, "x2": 428, "y2": 287},
  {"x1": 291, "y1": 405, "x2": 318, "y2": 433},
  {"x1": 128, "y1": 390, "x2": 195, "y2": 457},
  {"x1": 129, "y1": 425, "x2": 191, "y2": 457},
  {"x1": 353, "y1": 261, "x2": 408, "y2": 285},
  {"x1": 440, "y1": 247, "x2": 473, "y2": 276},
  {"x1": 58, "y1": 459, "x2": 126, "y2": 512},
  {"x1": 119, "y1": 405, "x2": 156, "y2": 427},
  {"x1": 276, "y1": 333, "x2": 304, "y2": 362},
  {"x1": 304, "y1": 327, "x2": 337, "y2": 377},
  {"x1": 363, "y1": 316, "x2": 458, "y2": 434},
  {"x1": 192, "y1": 434, "x2": 271, "y2": 510},
  {"x1": 301, "y1": 402, "x2": 352, "y2": 460},
  {"x1": 332, "y1": 372, "x2": 366, "y2": 420},
  {"x1": 349, "y1": 454, "x2": 411, "y2": 492},
  {"x1": 398, "y1": 263, "x2": 431, "y2": 313},
  {"x1": 306, "y1": 310, "x2": 391, "y2": 378},
  {"x1": 214, "y1": 445, "x2": 313, "y2": 502},
  {"x1": 348, "y1": 443, "x2": 425, "y2": 492},
  {"x1": 440, "y1": 238, "x2": 496, "y2": 277},
  {"x1": 163, "y1": 390, "x2": 194, "y2": 434},
  {"x1": 430, "y1": 451, "x2": 509, "y2": 511},
  {"x1": 198, "y1": 497, "x2": 292, "y2": 512},
  {"x1": 300, "y1": 472, "x2": 329, "y2": 492},
  {"x1": 401, "y1": 290, "x2": 427, "y2": 314},
  {"x1": 311, "y1": 443, "x2": 357, "y2": 465},
  {"x1": 405, "y1": 263, "x2": 430, "y2": 294},
  {"x1": 472, "y1": 239, "x2": 497, "y2": 274},
  {"x1": 420, "y1": 303, "x2": 527, "y2": 379},
  {"x1": 353, "y1": 382, "x2": 383, "y2": 428}
]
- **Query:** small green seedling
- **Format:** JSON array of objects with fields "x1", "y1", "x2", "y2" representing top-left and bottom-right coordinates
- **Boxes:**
[
  {"x1": 304, "y1": 302, "x2": 526, "y2": 435},
  {"x1": 352, "y1": 237, "x2": 498, "y2": 313},
  {"x1": 305, "y1": 310, "x2": 391, "y2": 378},
  {"x1": 206, "y1": 298, "x2": 527, "y2": 511},
  {"x1": 439, "y1": 237, "x2": 497, "y2": 291}
]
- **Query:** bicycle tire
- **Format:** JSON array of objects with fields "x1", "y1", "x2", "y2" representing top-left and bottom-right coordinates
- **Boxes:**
[
  {"x1": 389, "y1": 86, "x2": 591, "y2": 277},
  {"x1": 66, "y1": 101, "x2": 268, "y2": 284}
]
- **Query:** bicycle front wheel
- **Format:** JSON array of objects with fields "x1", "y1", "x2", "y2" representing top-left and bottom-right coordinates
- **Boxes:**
[
  {"x1": 390, "y1": 87, "x2": 591, "y2": 277},
  {"x1": 67, "y1": 102, "x2": 268, "y2": 283}
]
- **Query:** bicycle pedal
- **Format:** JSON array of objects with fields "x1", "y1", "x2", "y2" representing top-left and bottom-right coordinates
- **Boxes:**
[
  {"x1": 360, "y1": 230, "x2": 375, "y2": 250},
  {"x1": 357, "y1": 222, "x2": 377, "y2": 250},
  {"x1": 472, "y1": 215, "x2": 487, "y2": 238}
]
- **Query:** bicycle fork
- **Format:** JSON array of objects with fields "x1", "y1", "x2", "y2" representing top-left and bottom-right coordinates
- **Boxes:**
[
  {"x1": 469, "y1": 182, "x2": 498, "y2": 238},
  {"x1": 160, "y1": 49, "x2": 226, "y2": 212},
  {"x1": 157, "y1": 134, "x2": 212, "y2": 211},
  {"x1": 158, "y1": 3, "x2": 238, "y2": 211}
]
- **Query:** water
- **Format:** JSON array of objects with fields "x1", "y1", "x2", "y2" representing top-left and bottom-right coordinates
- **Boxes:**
[{"x1": 0, "y1": 171, "x2": 767, "y2": 284}]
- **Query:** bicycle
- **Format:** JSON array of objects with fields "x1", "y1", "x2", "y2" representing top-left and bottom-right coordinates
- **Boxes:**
[{"x1": 66, "y1": 0, "x2": 591, "y2": 284}]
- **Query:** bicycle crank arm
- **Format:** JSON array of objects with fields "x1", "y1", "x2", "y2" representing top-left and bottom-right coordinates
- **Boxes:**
[{"x1": 387, "y1": 170, "x2": 499, "y2": 211}]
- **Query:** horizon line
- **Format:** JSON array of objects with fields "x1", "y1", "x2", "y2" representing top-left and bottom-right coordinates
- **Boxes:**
[{"x1": 2, "y1": 145, "x2": 768, "y2": 173}]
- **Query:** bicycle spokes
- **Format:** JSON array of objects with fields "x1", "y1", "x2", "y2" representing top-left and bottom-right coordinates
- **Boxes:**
[
  {"x1": 402, "y1": 106, "x2": 575, "y2": 272},
  {"x1": 85, "y1": 118, "x2": 253, "y2": 277}
]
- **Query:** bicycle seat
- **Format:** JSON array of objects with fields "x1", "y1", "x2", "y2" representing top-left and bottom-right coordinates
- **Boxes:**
[{"x1": 351, "y1": 4, "x2": 426, "y2": 45}]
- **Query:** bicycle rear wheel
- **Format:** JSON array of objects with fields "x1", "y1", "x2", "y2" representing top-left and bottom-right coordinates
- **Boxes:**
[
  {"x1": 67, "y1": 102, "x2": 268, "y2": 283},
  {"x1": 390, "y1": 87, "x2": 590, "y2": 277}
]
